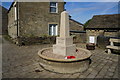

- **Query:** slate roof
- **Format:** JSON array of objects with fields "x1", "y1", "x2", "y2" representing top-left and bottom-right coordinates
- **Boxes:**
[
  {"x1": 86, "y1": 14, "x2": 120, "y2": 30},
  {"x1": 70, "y1": 18, "x2": 83, "y2": 26}
]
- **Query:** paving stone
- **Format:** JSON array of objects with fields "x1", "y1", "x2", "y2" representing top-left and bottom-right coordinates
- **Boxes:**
[
  {"x1": 79, "y1": 74, "x2": 87, "y2": 78},
  {"x1": 108, "y1": 68, "x2": 115, "y2": 73},
  {"x1": 90, "y1": 69, "x2": 99, "y2": 76},
  {"x1": 113, "y1": 73, "x2": 118, "y2": 78},
  {"x1": 84, "y1": 78, "x2": 94, "y2": 80},
  {"x1": 97, "y1": 69, "x2": 107, "y2": 77},
  {"x1": 60, "y1": 74, "x2": 71, "y2": 78},
  {"x1": 87, "y1": 63, "x2": 106, "y2": 78},
  {"x1": 2, "y1": 38, "x2": 119, "y2": 78},
  {"x1": 86, "y1": 73, "x2": 97, "y2": 78},
  {"x1": 49, "y1": 73, "x2": 64, "y2": 78},
  {"x1": 79, "y1": 70, "x2": 90, "y2": 78},
  {"x1": 95, "y1": 75, "x2": 104, "y2": 78},
  {"x1": 68, "y1": 73, "x2": 80, "y2": 78},
  {"x1": 107, "y1": 72, "x2": 114, "y2": 77},
  {"x1": 90, "y1": 62, "x2": 98, "y2": 68},
  {"x1": 37, "y1": 70, "x2": 52, "y2": 78},
  {"x1": 24, "y1": 72, "x2": 38, "y2": 78},
  {"x1": 46, "y1": 73, "x2": 64, "y2": 78},
  {"x1": 104, "y1": 75, "x2": 111, "y2": 78},
  {"x1": 112, "y1": 68, "x2": 118, "y2": 78}
]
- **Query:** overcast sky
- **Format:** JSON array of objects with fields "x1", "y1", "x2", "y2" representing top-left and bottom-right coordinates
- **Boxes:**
[{"x1": 0, "y1": 0, "x2": 119, "y2": 23}]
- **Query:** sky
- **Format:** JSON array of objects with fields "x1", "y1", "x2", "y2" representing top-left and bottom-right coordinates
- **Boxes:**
[
  {"x1": 65, "y1": 2, "x2": 118, "y2": 23},
  {"x1": 0, "y1": 0, "x2": 119, "y2": 24}
]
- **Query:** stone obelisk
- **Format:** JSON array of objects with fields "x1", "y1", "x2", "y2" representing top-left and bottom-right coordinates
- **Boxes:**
[{"x1": 53, "y1": 11, "x2": 76, "y2": 56}]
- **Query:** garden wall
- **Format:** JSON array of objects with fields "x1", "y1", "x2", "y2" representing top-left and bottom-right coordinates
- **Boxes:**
[
  {"x1": 71, "y1": 33, "x2": 86, "y2": 43},
  {"x1": 16, "y1": 36, "x2": 56, "y2": 46}
]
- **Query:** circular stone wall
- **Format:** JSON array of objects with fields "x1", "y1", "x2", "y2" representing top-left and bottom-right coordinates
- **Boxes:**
[{"x1": 38, "y1": 47, "x2": 92, "y2": 73}]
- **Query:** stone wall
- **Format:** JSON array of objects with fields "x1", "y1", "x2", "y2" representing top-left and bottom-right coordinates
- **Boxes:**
[
  {"x1": 97, "y1": 35, "x2": 110, "y2": 49},
  {"x1": 8, "y1": 3, "x2": 17, "y2": 38},
  {"x1": 0, "y1": 6, "x2": 8, "y2": 35},
  {"x1": 71, "y1": 33, "x2": 86, "y2": 43},
  {"x1": 16, "y1": 36, "x2": 56, "y2": 45},
  {"x1": 18, "y1": 2, "x2": 64, "y2": 37},
  {"x1": 104, "y1": 31, "x2": 120, "y2": 37},
  {"x1": 8, "y1": 2, "x2": 85, "y2": 45},
  {"x1": 86, "y1": 30, "x2": 119, "y2": 48},
  {"x1": 86, "y1": 30, "x2": 102, "y2": 44}
]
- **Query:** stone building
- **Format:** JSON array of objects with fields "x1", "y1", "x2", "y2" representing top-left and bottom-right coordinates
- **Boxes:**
[
  {"x1": 69, "y1": 19, "x2": 85, "y2": 43},
  {"x1": 0, "y1": 5, "x2": 8, "y2": 35},
  {"x1": 85, "y1": 14, "x2": 120, "y2": 48},
  {"x1": 8, "y1": 1, "x2": 83, "y2": 43},
  {"x1": 69, "y1": 18, "x2": 83, "y2": 31}
]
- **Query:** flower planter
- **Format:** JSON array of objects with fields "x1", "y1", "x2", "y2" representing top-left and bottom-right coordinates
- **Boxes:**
[{"x1": 86, "y1": 43, "x2": 95, "y2": 50}]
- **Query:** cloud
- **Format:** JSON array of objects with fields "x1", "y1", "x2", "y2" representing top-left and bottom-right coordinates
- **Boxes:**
[
  {"x1": 100, "y1": 7, "x2": 118, "y2": 14},
  {"x1": 65, "y1": 2, "x2": 118, "y2": 23},
  {"x1": 99, "y1": 3, "x2": 118, "y2": 14},
  {"x1": 68, "y1": 2, "x2": 118, "y2": 14},
  {"x1": 70, "y1": 7, "x2": 97, "y2": 13}
]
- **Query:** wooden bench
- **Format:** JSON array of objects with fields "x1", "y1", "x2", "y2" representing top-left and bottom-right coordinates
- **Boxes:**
[{"x1": 106, "y1": 38, "x2": 120, "y2": 54}]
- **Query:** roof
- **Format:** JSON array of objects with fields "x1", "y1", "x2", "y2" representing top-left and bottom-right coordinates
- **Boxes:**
[
  {"x1": 7, "y1": 0, "x2": 15, "y2": 13},
  {"x1": 70, "y1": 30, "x2": 86, "y2": 33},
  {"x1": 70, "y1": 18, "x2": 83, "y2": 26},
  {"x1": 86, "y1": 14, "x2": 120, "y2": 30}
]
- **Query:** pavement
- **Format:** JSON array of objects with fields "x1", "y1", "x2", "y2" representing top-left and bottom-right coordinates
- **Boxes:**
[{"x1": 1, "y1": 37, "x2": 119, "y2": 79}]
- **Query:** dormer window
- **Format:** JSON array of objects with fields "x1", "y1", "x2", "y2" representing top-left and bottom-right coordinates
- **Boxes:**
[{"x1": 50, "y1": 2, "x2": 58, "y2": 13}]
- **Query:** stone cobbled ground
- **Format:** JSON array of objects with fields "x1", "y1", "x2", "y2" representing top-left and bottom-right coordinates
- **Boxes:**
[{"x1": 2, "y1": 37, "x2": 119, "y2": 79}]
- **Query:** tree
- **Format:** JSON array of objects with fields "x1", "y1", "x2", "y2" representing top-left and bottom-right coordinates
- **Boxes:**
[{"x1": 84, "y1": 19, "x2": 92, "y2": 28}]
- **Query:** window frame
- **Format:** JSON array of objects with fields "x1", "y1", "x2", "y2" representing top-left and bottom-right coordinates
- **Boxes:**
[
  {"x1": 89, "y1": 36, "x2": 95, "y2": 43},
  {"x1": 48, "y1": 23, "x2": 58, "y2": 36},
  {"x1": 50, "y1": 2, "x2": 58, "y2": 13}
]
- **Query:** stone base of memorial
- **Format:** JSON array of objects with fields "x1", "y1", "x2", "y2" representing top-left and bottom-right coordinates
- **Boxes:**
[{"x1": 38, "y1": 47, "x2": 91, "y2": 73}]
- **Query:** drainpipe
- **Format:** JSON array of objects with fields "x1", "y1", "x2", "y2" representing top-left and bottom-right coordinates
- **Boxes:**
[{"x1": 16, "y1": 2, "x2": 19, "y2": 37}]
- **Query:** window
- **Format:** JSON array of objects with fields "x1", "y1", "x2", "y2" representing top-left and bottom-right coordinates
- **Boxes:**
[
  {"x1": 13, "y1": 2, "x2": 17, "y2": 20},
  {"x1": 89, "y1": 36, "x2": 95, "y2": 43},
  {"x1": 14, "y1": 5, "x2": 17, "y2": 21},
  {"x1": 50, "y1": 2, "x2": 58, "y2": 13},
  {"x1": 49, "y1": 24, "x2": 58, "y2": 36}
]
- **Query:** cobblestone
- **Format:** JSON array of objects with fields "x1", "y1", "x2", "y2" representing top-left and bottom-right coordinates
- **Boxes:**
[{"x1": 2, "y1": 37, "x2": 119, "y2": 79}]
